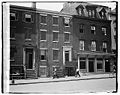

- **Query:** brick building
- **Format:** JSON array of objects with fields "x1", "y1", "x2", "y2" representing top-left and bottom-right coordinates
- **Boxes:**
[
  {"x1": 10, "y1": 2, "x2": 115, "y2": 79},
  {"x1": 61, "y1": 2, "x2": 115, "y2": 74}
]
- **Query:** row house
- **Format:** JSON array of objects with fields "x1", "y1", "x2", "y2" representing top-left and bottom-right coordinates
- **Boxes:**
[
  {"x1": 10, "y1": 5, "x2": 72, "y2": 78},
  {"x1": 61, "y1": 2, "x2": 115, "y2": 74}
]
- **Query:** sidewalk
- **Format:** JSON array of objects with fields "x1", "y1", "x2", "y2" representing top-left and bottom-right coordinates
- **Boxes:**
[{"x1": 10, "y1": 73, "x2": 116, "y2": 85}]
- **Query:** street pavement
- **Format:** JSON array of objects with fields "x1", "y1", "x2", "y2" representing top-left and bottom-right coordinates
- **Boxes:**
[{"x1": 9, "y1": 75, "x2": 117, "y2": 94}]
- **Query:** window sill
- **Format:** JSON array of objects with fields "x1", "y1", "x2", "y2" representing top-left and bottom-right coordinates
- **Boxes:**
[
  {"x1": 65, "y1": 26, "x2": 70, "y2": 27},
  {"x1": 64, "y1": 41, "x2": 70, "y2": 43},
  {"x1": 40, "y1": 23, "x2": 47, "y2": 25},
  {"x1": 52, "y1": 24, "x2": 59, "y2": 26},
  {"x1": 41, "y1": 60, "x2": 47, "y2": 61},
  {"x1": 53, "y1": 60, "x2": 59, "y2": 62},
  {"x1": 40, "y1": 40, "x2": 47, "y2": 42},
  {"x1": 25, "y1": 39, "x2": 31, "y2": 41},
  {"x1": 10, "y1": 60, "x2": 15, "y2": 62},
  {"x1": 53, "y1": 41, "x2": 59, "y2": 43}
]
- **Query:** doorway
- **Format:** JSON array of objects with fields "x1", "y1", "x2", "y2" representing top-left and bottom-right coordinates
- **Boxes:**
[
  {"x1": 25, "y1": 48, "x2": 33, "y2": 69},
  {"x1": 89, "y1": 60, "x2": 94, "y2": 72},
  {"x1": 105, "y1": 59, "x2": 110, "y2": 72}
]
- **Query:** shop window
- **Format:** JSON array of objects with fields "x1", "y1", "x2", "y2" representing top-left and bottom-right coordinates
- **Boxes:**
[
  {"x1": 10, "y1": 12, "x2": 18, "y2": 21},
  {"x1": 40, "y1": 30, "x2": 47, "y2": 41},
  {"x1": 91, "y1": 26, "x2": 96, "y2": 34},
  {"x1": 79, "y1": 40, "x2": 84, "y2": 50},
  {"x1": 53, "y1": 49, "x2": 59, "y2": 61},
  {"x1": 41, "y1": 15, "x2": 47, "y2": 24},
  {"x1": 53, "y1": 16, "x2": 58, "y2": 25},
  {"x1": 64, "y1": 32, "x2": 70, "y2": 42},
  {"x1": 80, "y1": 58, "x2": 86, "y2": 69},
  {"x1": 91, "y1": 41, "x2": 96, "y2": 51},
  {"x1": 25, "y1": 28, "x2": 32, "y2": 40},
  {"x1": 40, "y1": 49, "x2": 47, "y2": 60},
  {"x1": 53, "y1": 31, "x2": 59, "y2": 42},
  {"x1": 97, "y1": 60, "x2": 103, "y2": 69}
]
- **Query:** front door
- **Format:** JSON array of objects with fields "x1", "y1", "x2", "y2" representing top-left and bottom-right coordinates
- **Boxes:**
[
  {"x1": 25, "y1": 48, "x2": 33, "y2": 69},
  {"x1": 105, "y1": 59, "x2": 110, "y2": 72},
  {"x1": 89, "y1": 61, "x2": 94, "y2": 72}
]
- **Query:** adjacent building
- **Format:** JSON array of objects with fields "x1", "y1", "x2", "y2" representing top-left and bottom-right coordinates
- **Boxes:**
[{"x1": 10, "y1": 2, "x2": 115, "y2": 79}]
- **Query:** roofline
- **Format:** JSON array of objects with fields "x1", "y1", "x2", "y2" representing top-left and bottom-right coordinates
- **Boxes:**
[{"x1": 10, "y1": 5, "x2": 72, "y2": 17}]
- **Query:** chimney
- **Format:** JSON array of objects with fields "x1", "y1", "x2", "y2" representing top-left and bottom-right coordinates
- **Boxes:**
[{"x1": 32, "y1": 2, "x2": 36, "y2": 9}]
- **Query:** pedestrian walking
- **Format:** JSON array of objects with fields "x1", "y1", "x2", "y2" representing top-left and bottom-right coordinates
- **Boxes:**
[
  {"x1": 112, "y1": 64, "x2": 116, "y2": 77},
  {"x1": 53, "y1": 68, "x2": 58, "y2": 79},
  {"x1": 75, "y1": 68, "x2": 81, "y2": 77}
]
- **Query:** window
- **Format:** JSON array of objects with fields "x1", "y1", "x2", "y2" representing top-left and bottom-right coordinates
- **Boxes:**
[
  {"x1": 79, "y1": 8, "x2": 82, "y2": 16},
  {"x1": 65, "y1": 51, "x2": 69, "y2": 62},
  {"x1": 64, "y1": 32, "x2": 70, "y2": 42},
  {"x1": 53, "y1": 31, "x2": 59, "y2": 42},
  {"x1": 79, "y1": 40, "x2": 84, "y2": 50},
  {"x1": 10, "y1": 27, "x2": 16, "y2": 39},
  {"x1": 79, "y1": 24, "x2": 84, "y2": 33},
  {"x1": 10, "y1": 46, "x2": 16, "y2": 61},
  {"x1": 64, "y1": 17, "x2": 70, "y2": 27},
  {"x1": 80, "y1": 58, "x2": 86, "y2": 69},
  {"x1": 40, "y1": 30, "x2": 47, "y2": 41},
  {"x1": 91, "y1": 26, "x2": 96, "y2": 34},
  {"x1": 25, "y1": 28, "x2": 32, "y2": 40},
  {"x1": 102, "y1": 27, "x2": 107, "y2": 35},
  {"x1": 53, "y1": 49, "x2": 59, "y2": 61},
  {"x1": 40, "y1": 49, "x2": 47, "y2": 60},
  {"x1": 10, "y1": 12, "x2": 18, "y2": 21},
  {"x1": 41, "y1": 15, "x2": 47, "y2": 24},
  {"x1": 91, "y1": 41, "x2": 96, "y2": 51},
  {"x1": 97, "y1": 59, "x2": 103, "y2": 69},
  {"x1": 88, "y1": 10, "x2": 92, "y2": 17},
  {"x1": 102, "y1": 42, "x2": 107, "y2": 52},
  {"x1": 53, "y1": 16, "x2": 58, "y2": 25},
  {"x1": 24, "y1": 13, "x2": 33, "y2": 22},
  {"x1": 92, "y1": 10, "x2": 95, "y2": 18}
]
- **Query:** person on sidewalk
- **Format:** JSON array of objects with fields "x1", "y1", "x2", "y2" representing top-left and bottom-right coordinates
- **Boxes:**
[
  {"x1": 75, "y1": 68, "x2": 81, "y2": 77},
  {"x1": 53, "y1": 68, "x2": 58, "y2": 79},
  {"x1": 112, "y1": 64, "x2": 116, "y2": 77}
]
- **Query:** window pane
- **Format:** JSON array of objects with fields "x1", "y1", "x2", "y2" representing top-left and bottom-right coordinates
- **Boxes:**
[
  {"x1": 25, "y1": 14, "x2": 32, "y2": 22},
  {"x1": 10, "y1": 12, "x2": 17, "y2": 20},
  {"x1": 64, "y1": 33, "x2": 69, "y2": 42},
  {"x1": 80, "y1": 24, "x2": 84, "y2": 33},
  {"x1": 102, "y1": 27, "x2": 107, "y2": 35},
  {"x1": 97, "y1": 60, "x2": 103, "y2": 69},
  {"x1": 41, "y1": 16, "x2": 46, "y2": 23},
  {"x1": 25, "y1": 28, "x2": 31, "y2": 39},
  {"x1": 53, "y1": 17, "x2": 58, "y2": 25},
  {"x1": 91, "y1": 41, "x2": 96, "y2": 51},
  {"x1": 80, "y1": 41, "x2": 84, "y2": 50},
  {"x1": 53, "y1": 50, "x2": 59, "y2": 60},
  {"x1": 41, "y1": 31, "x2": 46, "y2": 40},
  {"x1": 10, "y1": 47, "x2": 16, "y2": 60},
  {"x1": 40, "y1": 50, "x2": 46, "y2": 60},
  {"x1": 53, "y1": 32, "x2": 58, "y2": 41},
  {"x1": 65, "y1": 51, "x2": 69, "y2": 62}
]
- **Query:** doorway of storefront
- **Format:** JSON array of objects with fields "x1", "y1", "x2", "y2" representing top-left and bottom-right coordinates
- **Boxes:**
[
  {"x1": 89, "y1": 60, "x2": 94, "y2": 72},
  {"x1": 105, "y1": 59, "x2": 110, "y2": 72},
  {"x1": 65, "y1": 67, "x2": 75, "y2": 76}
]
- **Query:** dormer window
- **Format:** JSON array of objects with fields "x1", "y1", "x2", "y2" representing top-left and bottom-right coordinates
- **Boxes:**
[
  {"x1": 76, "y1": 5, "x2": 84, "y2": 16},
  {"x1": 88, "y1": 10, "x2": 95, "y2": 18},
  {"x1": 99, "y1": 8, "x2": 106, "y2": 19}
]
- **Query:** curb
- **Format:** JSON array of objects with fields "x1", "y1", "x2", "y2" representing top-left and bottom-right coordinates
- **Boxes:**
[{"x1": 10, "y1": 76, "x2": 115, "y2": 85}]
